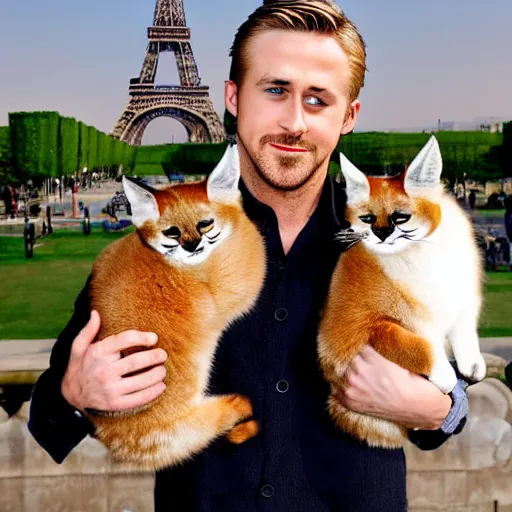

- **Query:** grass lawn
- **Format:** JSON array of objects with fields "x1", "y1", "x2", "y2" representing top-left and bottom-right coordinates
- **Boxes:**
[
  {"x1": 0, "y1": 229, "x2": 132, "y2": 339},
  {"x1": 479, "y1": 271, "x2": 512, "y2": 337},
  {"x1": 473, "y1": 208, "x2": 506, "y2": 218},
  {"x1": 0, "y1": 229, "x2": 511, "y2": 339}
]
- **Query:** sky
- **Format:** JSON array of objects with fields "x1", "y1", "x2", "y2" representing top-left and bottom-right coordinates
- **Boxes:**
[{"x1": 1, "y1": 0, "x2": 511, "y2": 145}]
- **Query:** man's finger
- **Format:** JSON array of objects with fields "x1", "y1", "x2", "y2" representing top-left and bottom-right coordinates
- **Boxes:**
[
  {"x1": 118, "y1": 365, "x2": 167, "y2": 395},
  {"x1": 113, "y1": 382, "x2": 166, "y2": 412},
  {"x1": 358, "y1": 345, "x2": 378, "y2": 362},
  {"x1": 114, "y1": 348, "x2": 167, "y2": 377},
  {"x1": 70, "y1": 310, "x2": 101, "y2": 360},
  {"x1": 101, "y1": 330, "x2": 159, "y2": 355}
]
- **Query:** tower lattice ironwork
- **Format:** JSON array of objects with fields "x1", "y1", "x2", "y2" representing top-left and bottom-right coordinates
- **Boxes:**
[{"x1": 111, "y1": 0, "x2": 225, "y2": 145}]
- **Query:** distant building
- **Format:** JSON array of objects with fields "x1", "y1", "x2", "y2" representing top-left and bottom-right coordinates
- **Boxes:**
[
  {"x1": 438, "y1": 118, "x2": 504, "y2": 133},
  {"x1": 386, "y1": 116, "x2": 507, "y2": 133},
  {"x1": 478, "y1": 122, "x2": 503, "y2": 133}
]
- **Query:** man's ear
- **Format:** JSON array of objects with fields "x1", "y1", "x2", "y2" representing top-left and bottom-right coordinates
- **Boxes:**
[
  {"x1": 225, "y1": 80, "x2": 238, "y2": 118},
  {"x1": 341, "y1": 100, "x2": 361, "y2": 135}
]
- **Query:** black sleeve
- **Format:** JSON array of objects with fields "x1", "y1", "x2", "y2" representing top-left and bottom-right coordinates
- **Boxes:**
[
  {"x1": 407, "y1": 377, "x2": 469, "y2": 451},
  {"x1": 28, "y1": 278, "x2": 96, "y2": 463},
  {"x1": 407, "y1": 416, "x2": 466, "y2": 451}
]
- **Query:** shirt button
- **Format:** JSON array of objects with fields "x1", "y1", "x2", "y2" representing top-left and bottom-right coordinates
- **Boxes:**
[
  {"x1": 277, "y1": 261, "x2": 285, "y2": 271},
  {"x1": 260, "y1": 484, "x2": 274, "y2": 498},
  {"x1": 274, "y1": 308, "x2": 288, "y2": 321},
  {"x1": 276, "y1": 380, "x2": 289, "y2": 393}
]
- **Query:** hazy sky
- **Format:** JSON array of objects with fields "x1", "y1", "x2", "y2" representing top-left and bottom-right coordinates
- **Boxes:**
[{"x1": 1, "y1": 0, "x2": 511, "y2": 145}]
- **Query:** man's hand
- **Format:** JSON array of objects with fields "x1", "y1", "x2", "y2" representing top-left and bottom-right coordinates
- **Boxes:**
[
  {"x1": 332, "y1": 346, "x2": 452, "y2": 430},
  {"x1": 61, "y1": 310, "x2": 168, "y2": 414}
]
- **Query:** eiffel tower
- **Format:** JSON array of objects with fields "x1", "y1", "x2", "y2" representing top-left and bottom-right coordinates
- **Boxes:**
[{"x1": 111, "y1": 0, "x2": 226, "y2": 145}]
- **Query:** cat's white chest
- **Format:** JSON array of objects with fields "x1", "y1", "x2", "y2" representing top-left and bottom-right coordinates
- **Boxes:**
[{"x1": 377, "y1": 237, "x2": 466, "y2": 334}]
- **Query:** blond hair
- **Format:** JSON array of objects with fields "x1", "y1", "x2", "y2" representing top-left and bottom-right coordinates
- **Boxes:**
[{"x1": 229, "y1": 0, "x2": 367, "y2": 102}]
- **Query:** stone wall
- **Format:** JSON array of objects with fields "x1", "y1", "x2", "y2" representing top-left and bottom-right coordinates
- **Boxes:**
[
  {"x1": 0, "y1": 404, "x2": 154, "y2": 512},
  {"x1": 1, "y1": 378, "x2": 511, "y2": 512},
  {"x1": 406, "y1": 378, "x2": 512, "y2": 512}
]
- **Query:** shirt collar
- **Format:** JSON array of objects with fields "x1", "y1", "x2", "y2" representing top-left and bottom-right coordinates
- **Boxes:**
[{"x1": 238, "y1": 176, "x2": 347, "y2": 237}]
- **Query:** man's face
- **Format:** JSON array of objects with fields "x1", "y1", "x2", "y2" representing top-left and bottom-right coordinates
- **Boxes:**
[{"x1": 225, "y1": 29, "x2": 360, "y2": 191}]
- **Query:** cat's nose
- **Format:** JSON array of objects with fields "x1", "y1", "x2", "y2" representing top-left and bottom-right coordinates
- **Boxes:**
[
  {"x1": 182, "y1": 239, "x2": 201, "y2": 253},
  {"x1": 371, "y1": 226, "x2": 393, "y2": 242}
]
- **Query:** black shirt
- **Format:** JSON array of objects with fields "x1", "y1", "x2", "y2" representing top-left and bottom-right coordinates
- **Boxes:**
[{"x1": 29, "y1": 177, "x2": 455, "y2": 511}]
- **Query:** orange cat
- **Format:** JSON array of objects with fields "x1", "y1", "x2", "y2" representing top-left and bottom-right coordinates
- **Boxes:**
[
  {"x1": 86, "y1": 144, "x2": 266, "y2": 470},
  {"x1": 318, "y1": 136, "x2": 485, "y2": 448}
]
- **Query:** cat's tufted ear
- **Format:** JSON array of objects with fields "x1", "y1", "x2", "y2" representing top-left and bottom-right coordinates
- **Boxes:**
[
  {"x1": 404, "y1": 136, "x2": 443, "y2": 197},
  {"x1": 207, "y1": 143, "x2": 241, "y2": 204},
  {"x1": 339, "y1": 153, "x2": 370, "y2": 205},
  {"x1": 122, "y1": 176, "x2": 160, "y2": 228}
]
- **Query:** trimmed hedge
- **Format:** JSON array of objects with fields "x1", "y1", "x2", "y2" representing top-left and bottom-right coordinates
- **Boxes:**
[
  {"x1": 58, "y1": 116, "x2": 79, "y2": 175},
  {"x1": 503, "y1": 121, "x2": 512, "y2": 176},
  {"x1": 0, "y1": 127, "x2": 13, "y2": 184},
  {"x1": 87, "y1": 125, "x2": 98, "y2": 171},
  {"x1": 337, "y1": 131, "x2": 504, "y2": 184},
  {"x1": 122, "y1": 143, "x2": 137, "y2": 174},
  {"x1": 78, "y1": 122, "x2": 89, "y2": 171},
  {"x1": 3, "y1": 112, "x2": 137, "y2": 184},
  {"x1": 161, "y1": 143, "x2": 228, "y2": 176},
  {"x1": 9, "y1": 112, "x2": 44, "y2": 182}
]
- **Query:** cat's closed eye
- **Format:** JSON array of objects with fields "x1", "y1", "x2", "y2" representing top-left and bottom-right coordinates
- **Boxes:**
[
  {"x1": 390, "y1": 212, "x2": 411, "y2": 225},
  {"x1": 197, "y1": 219, "x2": 214, "y2": 234},
  {"x1": 163, "y1": 226, "x2": 181, "y2": 238}
]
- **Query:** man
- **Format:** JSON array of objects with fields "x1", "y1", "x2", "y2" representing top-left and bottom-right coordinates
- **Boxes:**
[{"x1": 29, "y1": 1, "x2": 468, "y2": 510}]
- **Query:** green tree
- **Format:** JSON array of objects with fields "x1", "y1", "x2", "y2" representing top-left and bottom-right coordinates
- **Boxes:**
[
  {"x1": 501, "y1": 121, "x2": 512, "y2": 177},
  {"x1": 9, "y1": 112, "x2": 59, "y2": 185},
  {"x1": 78, "y1": 122, "x2": 89, "y2": 171},
  {"x1": 58, "y1": 117, "x2": 79, "y2": 176},
  {"x1": 0, "y1": 127, "x2": 14, "y2": 186}
]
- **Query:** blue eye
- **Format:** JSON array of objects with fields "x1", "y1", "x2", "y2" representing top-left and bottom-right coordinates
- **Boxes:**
[{"x1": 265, "y1": 87, "x2": 285, "y2": 95}]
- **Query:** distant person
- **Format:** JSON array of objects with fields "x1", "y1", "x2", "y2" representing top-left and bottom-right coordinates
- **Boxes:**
[
  {"x1": 2, "y1": 185, "x2": 17, "y2": 218},
  {"x1": 468, "y1": 189, "x2": 476, "y2": 209}
]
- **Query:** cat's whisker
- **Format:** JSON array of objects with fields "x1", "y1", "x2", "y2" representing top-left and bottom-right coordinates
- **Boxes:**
[
  {"x1": 343, "y1": 240, "x2": 361, "y2": 251},
  {"x1": 411, "y1": 238, "x2": 435, "y2": 245},
  {"x1": 206, "y1": 231, "x2": 221, "y2": 241},
  {"x1": 397, "y1": 227, "x2": 418, "y2": 234},
  {"x1": 334, "y1": 229, "x2": 369, "y2": 244}
]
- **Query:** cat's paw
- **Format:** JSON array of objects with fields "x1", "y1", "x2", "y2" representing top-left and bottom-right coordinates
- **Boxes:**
[
  {"x1": 457, "y1": 354, "x2": 486, "y2": 383},
  {"x1": 225, "y1": 420, "x2": 259, "y2": 444},
  {"x1": 429, "y1": 361, "x2": 458, "y2": 394},
  {"x1": 225, "y1": 394, "x2": 253, "y2": 422}
]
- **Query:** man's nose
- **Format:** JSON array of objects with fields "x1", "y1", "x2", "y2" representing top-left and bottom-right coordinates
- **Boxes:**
[{"x1": 279, "y1": 98, "x2": 308, "y2": 135}]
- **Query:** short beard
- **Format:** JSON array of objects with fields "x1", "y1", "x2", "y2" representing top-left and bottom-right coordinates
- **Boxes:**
[{"x1": 239, "y1": 133, "x2": 322, "y2": 192}]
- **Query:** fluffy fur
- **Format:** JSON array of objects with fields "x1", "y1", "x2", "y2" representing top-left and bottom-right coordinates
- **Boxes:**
[
  {"x1": 318, "y1": 136, "x2": 485, "y2": 448},
  {"x1": 86, "y1": 144, "x2": 266, "y2": 470}
]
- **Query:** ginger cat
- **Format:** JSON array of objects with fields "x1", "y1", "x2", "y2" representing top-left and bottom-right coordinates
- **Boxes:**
[
  {"x1": 86, "y1": 144, "x2": 266, "y2": 470},
  {"x1": 318, "y1": 136, "x2": 486, "y2": 448}
]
